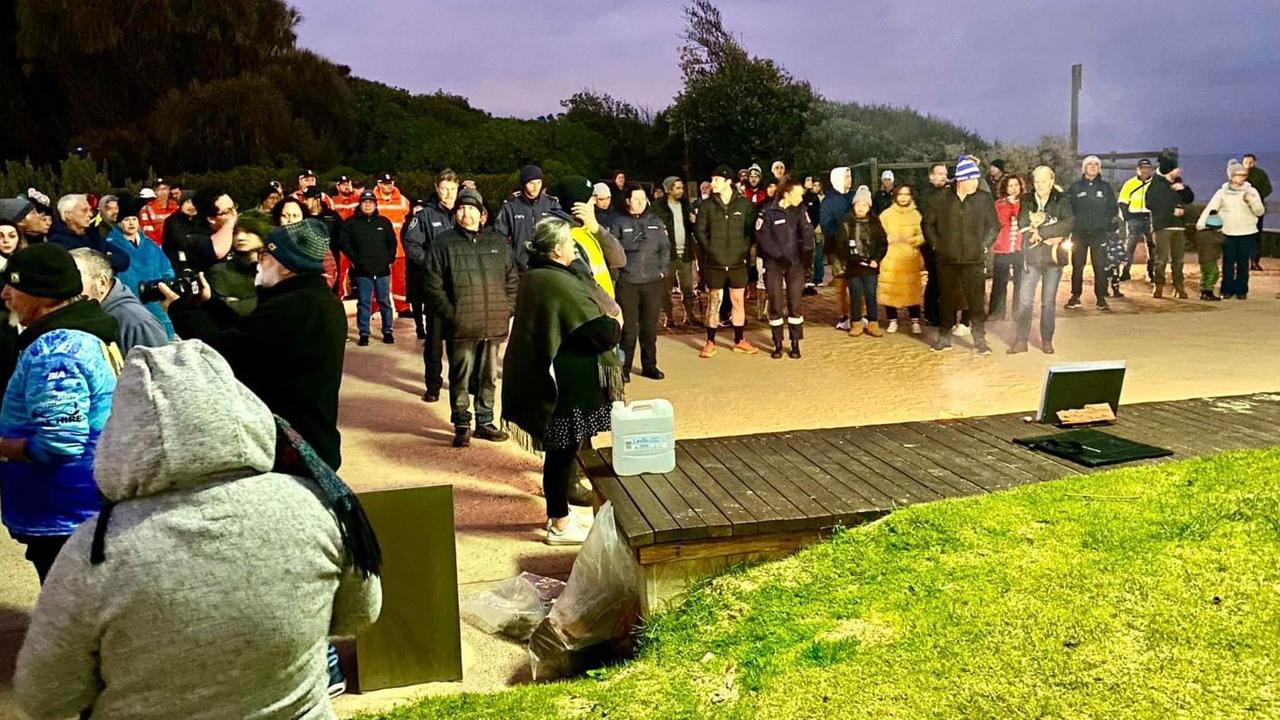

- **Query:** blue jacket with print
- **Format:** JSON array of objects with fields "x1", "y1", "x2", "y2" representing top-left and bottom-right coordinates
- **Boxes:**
[{"x1": 0, "y1": 301, "x2": 121, "y2": 537}]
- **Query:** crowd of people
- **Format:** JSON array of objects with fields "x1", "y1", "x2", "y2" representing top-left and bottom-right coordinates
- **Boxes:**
[{"x1": 0, "y1": 146, "x2": 1271, "y2": 715}]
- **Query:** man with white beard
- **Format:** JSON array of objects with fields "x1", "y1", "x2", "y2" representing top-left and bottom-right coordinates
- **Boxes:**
[{"x1": 164, "y1": 218, "x2": 347, "y2": 471}]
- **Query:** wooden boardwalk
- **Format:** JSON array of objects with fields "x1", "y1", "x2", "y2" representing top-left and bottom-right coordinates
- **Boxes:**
[{"x1": 584, "y1": 393, "x2": 1280, "y2": 611}]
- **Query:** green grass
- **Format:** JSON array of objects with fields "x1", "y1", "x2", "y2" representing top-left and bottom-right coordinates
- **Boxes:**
[{"x1": 364, "y1": 449, "x2": 1280, "y2": 720}]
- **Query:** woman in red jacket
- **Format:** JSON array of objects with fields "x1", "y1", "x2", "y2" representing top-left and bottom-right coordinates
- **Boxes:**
[{"x1": 989, "y1": 174, "x2": 1024, "y2": 321}]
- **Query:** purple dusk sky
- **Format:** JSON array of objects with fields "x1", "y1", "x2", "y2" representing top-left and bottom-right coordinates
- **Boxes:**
[{"x1": 291, "y1": 0, "x2": 1278, "y2": 156}]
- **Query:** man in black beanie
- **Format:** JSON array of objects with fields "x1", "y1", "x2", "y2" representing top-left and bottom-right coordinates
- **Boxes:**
[
  {"x1": 494, "y1": 164, "x2": 561, "y2": 272},
  {"x1": 1145, "y1": 151, "x2": 1195, "y2": 299},
  {"x1": 0, "y1": 243, "x2": 121, "y2": 583},
  {"x1": 423, "y1": 189, "x2": 518, "y2": 448},
  {"x1": 166, "y1": 219, "x2": 347, "y2": 470}
]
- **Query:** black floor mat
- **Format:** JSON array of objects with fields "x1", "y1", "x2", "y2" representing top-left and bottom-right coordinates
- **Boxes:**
[{"x1": 1013, "y1": 428, "x2": 1174, "y2": 467}]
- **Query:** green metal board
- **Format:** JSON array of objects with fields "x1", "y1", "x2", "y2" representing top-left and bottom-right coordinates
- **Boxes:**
[{"x1": 356, "y1": 484, "x2": 462, "y2": 691}]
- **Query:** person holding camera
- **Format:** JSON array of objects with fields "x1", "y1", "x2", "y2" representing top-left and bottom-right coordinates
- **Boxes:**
[
  {"x1": 107, "y1": 194, "x2": 176, "y2": 338},
  {"x1": 166, "y1": 219, "x2": 347, "y2": 470},
  {"x1": 71, "y1": 249, "x2": 168, "y2": 354}
]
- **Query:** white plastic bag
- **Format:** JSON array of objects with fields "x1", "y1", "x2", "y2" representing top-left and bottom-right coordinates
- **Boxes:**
[
  {"x1": 461, "y1": 575, "x2": 546, "y2": 640},
  {"x1": 529, "y1": 503, "x2": 641, "y2": 680}
]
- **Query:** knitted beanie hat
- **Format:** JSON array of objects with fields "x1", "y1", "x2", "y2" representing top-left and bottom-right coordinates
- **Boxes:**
[
  {"x1": 955, "y1": 156, "x2": 981, "y2": 182},
  {"x1": 5, "y1": 243, "x2": 84, "y2": 300},
  {"x1": 265, "y1": 219, "x2": 329, "y2": 274}
]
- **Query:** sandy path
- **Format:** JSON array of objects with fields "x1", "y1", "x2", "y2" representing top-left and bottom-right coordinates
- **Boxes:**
[{"x1": 2, "y1": 259, "x2": 1278, "y2": 719}]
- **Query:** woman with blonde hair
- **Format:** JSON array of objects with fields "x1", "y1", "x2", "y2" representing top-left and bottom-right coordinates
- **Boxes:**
[{"x1": 876, "y1": 185, "x2": 926, "y2": 334}]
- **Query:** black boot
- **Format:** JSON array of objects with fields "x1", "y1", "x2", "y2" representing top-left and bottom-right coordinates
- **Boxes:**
[
  {"x1": 788, "y1": 340, "x2": 801, "y2": 359},
  {"x1": 770, "y1": 325, "x2": 784, "y2": 359}
]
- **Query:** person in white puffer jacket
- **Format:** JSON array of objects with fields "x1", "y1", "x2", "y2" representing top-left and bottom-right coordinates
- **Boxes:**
[{"x1": 1196, "y1": 159, "x2": 1266, "y2": 299}]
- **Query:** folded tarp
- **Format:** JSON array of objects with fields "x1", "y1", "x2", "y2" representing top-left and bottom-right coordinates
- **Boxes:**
[{"x1": 1013, "y1": 428, "x2": 1173, "y2": 467}]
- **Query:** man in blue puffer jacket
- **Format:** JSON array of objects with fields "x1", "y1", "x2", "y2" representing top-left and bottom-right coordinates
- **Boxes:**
[{"x1": 0, "y1": 243, "x2": 121, "y2": 583}]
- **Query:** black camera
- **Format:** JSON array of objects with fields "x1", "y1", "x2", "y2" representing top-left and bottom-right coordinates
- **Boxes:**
[{"x1": 137, "y1": 252, "x2": 201, "y2": 302}]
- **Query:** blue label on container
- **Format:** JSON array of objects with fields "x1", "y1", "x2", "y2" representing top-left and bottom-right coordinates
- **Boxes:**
[{"x1": 624, "y1": 434, "x2": 669, "y2": 452}]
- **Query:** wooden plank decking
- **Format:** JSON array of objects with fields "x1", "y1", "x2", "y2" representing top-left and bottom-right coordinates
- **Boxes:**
[{"x1": 586, "y1": 393, "x2": 1280, "y2": 551}]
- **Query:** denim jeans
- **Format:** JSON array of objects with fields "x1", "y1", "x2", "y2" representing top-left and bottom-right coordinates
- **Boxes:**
[
  {"x1": 1016, "y1": 262, "x2": 1063, "y2": 343},
  {"x1": 446, "y1": 339, "x2": 497, "y2": 428},
  {"x1": 355, "y1": 275, "x2": 393, "y2": 337},
  {"x1": 846, "y1": 274, "x2": 878, "y2": 322},
  {"x1": 1221, "y1": 234, "x2": 1257, "y2": 297}
]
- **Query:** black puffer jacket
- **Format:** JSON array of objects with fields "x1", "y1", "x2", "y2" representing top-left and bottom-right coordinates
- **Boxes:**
[
  {"x1": 607, "y1": 211, "x2": 670, "y2": 285},
  {"x1": 693, "y1": 191, "x2": 756, "y2": 270},
  {"x1": 422, "y1": 226, "x2": 518, "y2": 340},
  {"x1": 923, "y1": 189, "x2": 999, "y2": 265},
  {"x1": 338, "y1": 208, "x2": 397, "y2": 277},
  {"x1": 754, "y1": 199, "x2": 815, "y2": 268}
]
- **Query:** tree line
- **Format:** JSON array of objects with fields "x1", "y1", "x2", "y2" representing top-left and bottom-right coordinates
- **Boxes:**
[{"x1": 1, "y1": 0, "x2": 1024, "y2": 203}]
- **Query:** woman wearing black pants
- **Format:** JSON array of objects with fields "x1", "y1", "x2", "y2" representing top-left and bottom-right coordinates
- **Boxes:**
[{"x1": 502, "y1": 218, "x2": 624, "y2": 545}]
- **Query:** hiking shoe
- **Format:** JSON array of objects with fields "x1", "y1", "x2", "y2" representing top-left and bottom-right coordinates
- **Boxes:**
[
  {"x1": 566, "y1": 479, "x2": 594, "y2": 507},
  {"x1": 474, "y1": 424, "x2": 509, "y2": 442},
  {"x1": 865, "y1": 323, "x2": 884, "y2": 338},
  {"x1": 422, "y1": 390, "x2": 440, "y2": 403},
  {"x1": 1097, "y1": 299, "x2": 1112, "y2": 312},
  {"x1": 546, "y1": 517, "x2": 591, "y2": 546},
  {"x1": 699, "y1": 341, "x2": 718, "y2": 358},
  {"x1": 1065, "y1": 296, "x2": 1082, "y2": 309},
  {"x1": 835, "y1": 316, "x2": 851, "y2": 331},
  {"x1": 732, "y1": 340, "x2": 759, "y2": 354},
  {"x1": 911, "y1": 321, "x2": 923, "y2": 335},
  {"x1": 930, "y1": 336, "x2": 953, "y2": 352},
  {"x1": 886, "y1": 319, "x2": 899, "y2": 333},
  {"x1": 357, "y1": 335, "x2": 369, "y2": 346},
  {"x1": 382, "y1": 332, "x2": 395, "y2": 344},
  {"x1": 1111, "y1": 285, "x2": 1125, "y2": 298},
  {"x1": 452, "y1": 427, "x2": 471, "y2": 447},
  {"x1": 849, "y1": 322, "x2": 864, "y2": 337},
  {"x1": 953, "y1": 323, "x2": 972, "y2": 337},
  {"x1": 974, "y1": 339, "x2": 992, "y2": 356},
  {"x1": 327, "y1": 645, "x2": 346, "y2": 698},
  {"x1": 1007, "y1": 340, "x2": 1028, "y2": 354}
]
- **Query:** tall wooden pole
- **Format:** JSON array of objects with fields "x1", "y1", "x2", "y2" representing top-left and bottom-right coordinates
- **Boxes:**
[{"x1": 1071, "y1": 64, "x2": 1082, "y2": 157}]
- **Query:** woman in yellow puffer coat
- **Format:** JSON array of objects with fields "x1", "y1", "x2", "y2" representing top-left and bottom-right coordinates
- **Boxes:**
[{"x1": 876, "y1": 185, "x2": 926, "y2": 333}]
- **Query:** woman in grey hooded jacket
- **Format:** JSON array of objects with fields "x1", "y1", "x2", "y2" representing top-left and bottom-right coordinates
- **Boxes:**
[{"x1": 16, "y1": 340, "x2": 382, "y2": 720}]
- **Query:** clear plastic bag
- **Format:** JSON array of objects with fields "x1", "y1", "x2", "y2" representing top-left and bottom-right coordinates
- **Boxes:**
[
  {"x1": 461, "y1": 575, "x2": 547, "y2": 640},
  {"x1": 529, "y1": 503, "x2": 641, "y2": 680}
]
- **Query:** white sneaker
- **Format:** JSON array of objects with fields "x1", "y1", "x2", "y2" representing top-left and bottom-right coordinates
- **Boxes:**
[
  {"x1": 887, "y1": 320, "x2": 899, "y2": 333},
  {"x1": 954, "y1": 323, "x2": 972, "y2": 337},
  {"x1": 911, "y1": 321, "x2": 923, "y2": 335},
  {"x1": 545, "y1": 517, "x2": 591, "y2": 546},
  {"x1": 835, "y1": 317, "x2": 851, "y2": 331}
]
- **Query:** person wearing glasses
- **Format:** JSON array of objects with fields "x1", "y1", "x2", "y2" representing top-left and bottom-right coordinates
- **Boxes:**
[{"x1": 162, "y1": 189, "x2": 237, "y2": 273}]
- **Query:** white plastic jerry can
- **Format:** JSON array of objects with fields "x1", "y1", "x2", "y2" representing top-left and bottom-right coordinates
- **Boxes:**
[{"x1": 610, "y1": 399, "x2": 676, "y2": 476}]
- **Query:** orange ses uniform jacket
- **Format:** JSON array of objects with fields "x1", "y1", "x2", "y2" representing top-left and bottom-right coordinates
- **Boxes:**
[
  {"x1": 375, "y1": 186, "x2": 411, "y2": 308},
  {"x1": 138, "y1": 200, "x2": 178, "y2": 246}
]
